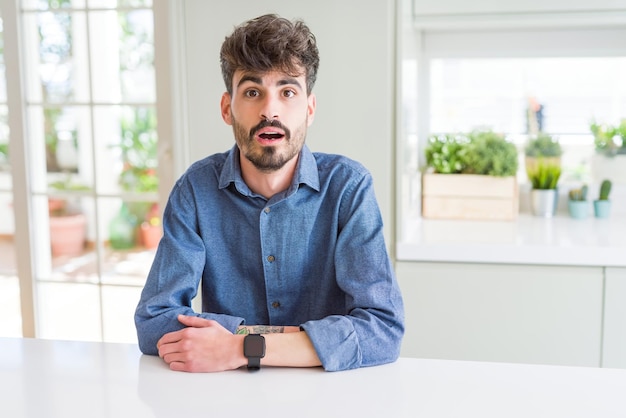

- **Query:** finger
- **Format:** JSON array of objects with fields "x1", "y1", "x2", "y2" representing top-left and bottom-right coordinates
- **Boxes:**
[
  {"x1": 177, "y1": 314, "x2": 214, "y2": 328},
  {"x1": 157, "y1": 330, "x2": 183, "y2": 351},
  {"x1": 168, "y1": 361, "x2": 188, "y2": 372}
]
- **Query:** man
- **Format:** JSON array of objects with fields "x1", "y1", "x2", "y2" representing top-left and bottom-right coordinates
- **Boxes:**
[{"x1": 134, "y1": 13, "x2": 404, "y2": 372}]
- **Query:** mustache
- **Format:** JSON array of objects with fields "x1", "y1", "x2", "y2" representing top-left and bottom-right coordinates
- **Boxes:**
[{"x1": 249, "y1": 119, "x2": 291, "y2": 139}]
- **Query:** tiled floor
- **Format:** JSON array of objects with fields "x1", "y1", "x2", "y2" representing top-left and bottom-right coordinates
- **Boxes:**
[{"x1": 0, "y1": 236, "x2": 153, "y2": 343}]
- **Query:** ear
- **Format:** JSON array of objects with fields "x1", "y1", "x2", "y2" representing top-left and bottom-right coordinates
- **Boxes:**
[
  {"x1": 306, "y1": 93, "x2": 317, "y2": 126},
  {"x1": 220, "y1": 92, "x2": 233, "y2": 125}
]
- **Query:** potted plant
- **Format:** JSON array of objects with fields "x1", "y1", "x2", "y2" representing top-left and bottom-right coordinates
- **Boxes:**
[
  {"x1": 424, "y1": 133, "x2": 468, "y2": 174},
  {"x1": 109, "y1": 108, "x2": 159, "y2": 248},
  {"x1": 524, "y1": 133, "x2": 562, "y2": 177},
  {"x1": 48, "y1": 176, "x2": 90, "y2": 257},
  {"x1": 463, "y1": 129, "x2": 519, "y2": 177},
  {"x1": 568, "y1": 184, "x2": 589, "y2": 219},
  {"x1": 422, "y1": 129, "x2": 519, "y2": 220},
  {"x1": 589, "y1": 120, "x2": 626, "y2": 185},
  {"x1": 139, "y1": 203, "x2": 162, "y2": 249},
  {"x1": 527, "y1": 161, "x2": 561, "y2": 217},
  {"x1": 593, "y1": 179, "x2": 612, "y2": 219}
]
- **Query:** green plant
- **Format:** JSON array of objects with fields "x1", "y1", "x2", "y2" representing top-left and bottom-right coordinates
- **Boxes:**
[
  {"x1": 48, "y1": 174, "x2": 91, "y2": 216},
  {"x1": 524, "y1": 133, "x2": 562, "y2": 158},
  {"x1": 527, "y1": 162, "x2": 561, "y2": 190},
  {"x1": 568, "y1": 184, "x2": 588, "y2": 201},
  {"x1": 590, "y1": 120, "x2": 626, "y2": 156},
  {"x1": 115, "y1": 107, "x2": 158, "y2": 193},
  {"x1": 463, "y1": 130, "x2": 518, "y2": 177},
  {"x1": 0, "y1": 142, "x2": 8, "y2": 168},
  {"x1": 424, "y1": 133, "x2": 468, "y2": 174},
  {"x1": 598, "y1": 179, "x2": 612, "y2": 201}
]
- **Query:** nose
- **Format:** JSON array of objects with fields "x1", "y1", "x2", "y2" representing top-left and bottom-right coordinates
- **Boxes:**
[{"x1": 259, "y1": 95, "x2": 279, "y2": 122}]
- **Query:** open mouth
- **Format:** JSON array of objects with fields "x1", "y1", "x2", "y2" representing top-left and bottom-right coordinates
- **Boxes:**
[{"x1": 258, "y1": 132, "x2": 285, "y2": 141}]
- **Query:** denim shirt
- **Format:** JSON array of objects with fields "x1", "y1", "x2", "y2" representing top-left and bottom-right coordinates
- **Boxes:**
[{"x1": 134, "y1": 145, "x2": 404, "y2": 371}]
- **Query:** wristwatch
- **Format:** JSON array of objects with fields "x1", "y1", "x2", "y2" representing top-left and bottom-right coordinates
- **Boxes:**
[{"x1": 243, "y1": 334, "x2": 265, "y2": 370}]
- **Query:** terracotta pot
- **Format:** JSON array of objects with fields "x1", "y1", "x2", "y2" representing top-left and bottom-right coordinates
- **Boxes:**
[
  {"x1": 50, "y1": 213, "x2": 87, "y2": 256},
  {"x1": 140, "y1": 222, "x2": 162, "y2": 249}
]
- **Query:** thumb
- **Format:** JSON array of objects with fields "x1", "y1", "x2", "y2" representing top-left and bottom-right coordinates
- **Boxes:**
[{"x1": 177, "y1": 314, "x2": 214, "y2": 328}]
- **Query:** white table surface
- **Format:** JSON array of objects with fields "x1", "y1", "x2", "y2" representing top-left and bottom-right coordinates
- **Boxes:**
[
  {"x1": 397, "y1": 214, "x2": 626, "y2": 267},
  {"x1": 1, "y1": 337, "x2": 625, "y2": 418}
]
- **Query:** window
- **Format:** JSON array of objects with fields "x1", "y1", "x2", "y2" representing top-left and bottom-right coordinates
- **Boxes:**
[
  {"x1": 1, "y1": 0, "x2": 159, "y2": 343},
  {"x1": 398, "y1": 25, "x2": 626, "y2": 232},
  {"x1": 429, "y1": 56, "x2": 626, "y2": 181}
]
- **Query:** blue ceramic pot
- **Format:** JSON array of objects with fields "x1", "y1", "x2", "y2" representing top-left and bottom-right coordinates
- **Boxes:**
[
  {"x1": 568, "y1": 200, "x2": 589, "y2": 219},
  {"x1": 593, "y1": 200, "x2": 611, "y2": 218}
]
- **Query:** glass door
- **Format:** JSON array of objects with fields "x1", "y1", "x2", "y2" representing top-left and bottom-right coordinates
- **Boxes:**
[{"x1": 3, "y1": 0, "x2": 159, "y2": 343}]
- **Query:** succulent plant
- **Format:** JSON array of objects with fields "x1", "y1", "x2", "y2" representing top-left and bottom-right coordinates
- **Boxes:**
[
  {"x1": 598, "y1": 179, "x2": 612, "y2": 201},
  {"x1": 569, "y1": 184, "x2": 588, "y2": 201}
]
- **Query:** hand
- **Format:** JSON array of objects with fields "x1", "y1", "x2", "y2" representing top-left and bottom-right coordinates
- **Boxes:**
[{"x1": 157, "y1": 314, "x2": 244, "y2": 372}]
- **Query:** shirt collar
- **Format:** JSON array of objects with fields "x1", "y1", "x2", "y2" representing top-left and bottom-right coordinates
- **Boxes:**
[{"x1": 218, "y1": 144, "x2": 320, "y2": 193}]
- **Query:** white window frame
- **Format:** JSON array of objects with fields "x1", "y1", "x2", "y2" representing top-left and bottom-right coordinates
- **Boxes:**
[
  {"x1": 1, "y1": 0, "x2": 169, "y2": 340},
  {"x1": 397, "y1": 8, "x2": 626, "y2": 240}
]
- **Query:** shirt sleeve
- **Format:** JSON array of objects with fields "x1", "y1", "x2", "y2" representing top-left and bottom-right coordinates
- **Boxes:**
[
  {"x1": 134, "y1": 179, "x2": 244, "y2": 355},
  {"x1": 300, "y1": 171, "x2": 405, "y2": 371}
]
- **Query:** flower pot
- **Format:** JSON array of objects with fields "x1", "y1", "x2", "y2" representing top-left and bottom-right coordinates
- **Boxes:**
[
  {"x1": 140, "y1": 222, "x2": 162, "y2": 249},
  {"x1": 49, "y1": 213, "x2": 87, "y2": 256},
  {"x1": 530, "y1": 189, "x2": 558, "y2": 217},
  {"x1": 568, "y1": 200, "x2": 589, "y2": 219},
  {"x1": 593, "y1": 200, "x2": 611, "y2": 218}
]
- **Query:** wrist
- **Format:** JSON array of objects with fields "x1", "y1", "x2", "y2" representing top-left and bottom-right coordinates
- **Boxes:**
[{"x1": 243, "y1": 334, "x2": 266, "y2": 370}]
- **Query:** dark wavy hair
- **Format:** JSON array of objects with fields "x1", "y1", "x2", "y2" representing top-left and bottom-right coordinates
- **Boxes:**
[{"x1": 220, "y1": 14, "x2": 320, "y2": 95}]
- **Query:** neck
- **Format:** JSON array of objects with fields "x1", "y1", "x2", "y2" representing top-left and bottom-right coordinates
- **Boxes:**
[{"x1": 239, "y1": 152, "x2": 299, "y2": 199}]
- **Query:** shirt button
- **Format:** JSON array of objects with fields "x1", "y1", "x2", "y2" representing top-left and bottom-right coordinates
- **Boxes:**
[
  {"x1": 271, "y1": 301, "x2": 280, "y2": 308},
  {"x1": 264, "y1": 207, "x2": 271, "y2": 213},
  {"x1": 267, "y1": 255, "x2": 275, "y2": 262}
]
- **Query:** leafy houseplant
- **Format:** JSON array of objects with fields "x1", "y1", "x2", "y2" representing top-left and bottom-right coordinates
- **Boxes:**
[
  {"x1": 589, "y1": 120, "x2": 626, "y2": 186},
  {"x1": 463, "y1": 130, "x2": 519, "y2": 177},
  {"x1": 424, "y1": 129, "x2": 518, "y2": 177},
  {"x1": 527, "y1": 162, "x2": 561, "y2": 218},
  {"x1": 422, "y1": 129, "x2": 519, "y2": 221},
  {"x1": 593, "y1": 179, "x2": 612, "y2": 219},
  {"x1": 590, "y1": 120, "x2": 626, "y2": 156},
  {"x1": 424, "y1": 133, "x2": 468, "y2": 174},
  {"x1": 524, "y1": 133, "x2": 562, "y2": 178},
  {"x1": 525, "y1": 133, "x2": 563, "y2": 158},
  {"x1": 527, "y1": 162, "x2": 561, "y2": 190},
  {"x1": 109, "y1": 107, "x2": 160, "y2": 249},
  {"x1": 568, "y1": 184, "x2": 589, "y2": 219}
]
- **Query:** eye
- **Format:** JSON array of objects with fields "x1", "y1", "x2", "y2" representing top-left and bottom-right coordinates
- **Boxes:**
[
  {"x1": 244, "y1": 89, "x2": 260, "y2": 98},
  {"x1": 282, "y1": 89, "x2": 296, "y2": 98}
]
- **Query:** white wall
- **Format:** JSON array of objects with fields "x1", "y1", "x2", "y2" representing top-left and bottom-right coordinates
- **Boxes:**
[{"x1": 171, "y1": 0, "x2": 397, "y2": 245}]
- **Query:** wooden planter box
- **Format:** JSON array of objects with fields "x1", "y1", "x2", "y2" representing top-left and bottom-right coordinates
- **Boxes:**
[{"x1": 422, "y1": 173, "x2": 519, "y2": 221}]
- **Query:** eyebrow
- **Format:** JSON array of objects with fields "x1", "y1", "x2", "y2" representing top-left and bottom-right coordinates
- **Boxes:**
[{"x1": 237, "y1": 74, "x2": 303, "y2": 90}]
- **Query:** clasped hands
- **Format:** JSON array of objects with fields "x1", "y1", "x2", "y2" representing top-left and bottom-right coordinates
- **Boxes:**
[{"x1": 157, "y1": 314, "x2": 299, "y2": 372}]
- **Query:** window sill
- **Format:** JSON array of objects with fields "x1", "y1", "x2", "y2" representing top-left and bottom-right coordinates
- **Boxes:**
[{"x1": 397, "y1": 214, "x2": 626, "y2": 267}]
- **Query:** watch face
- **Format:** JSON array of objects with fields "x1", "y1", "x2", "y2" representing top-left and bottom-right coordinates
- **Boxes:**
[{"x1": 244, "y1": 334, "x2": 265, "y2": 357}]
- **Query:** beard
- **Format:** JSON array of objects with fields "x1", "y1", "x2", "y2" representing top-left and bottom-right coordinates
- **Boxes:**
[{"x1": 232, "y1": 116, "x2": 308, "y2": 172}]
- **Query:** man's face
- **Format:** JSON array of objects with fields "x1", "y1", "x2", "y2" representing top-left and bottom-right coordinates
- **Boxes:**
[{"x1": 220, "y1": 69, "x2": 316, "y2": 172}]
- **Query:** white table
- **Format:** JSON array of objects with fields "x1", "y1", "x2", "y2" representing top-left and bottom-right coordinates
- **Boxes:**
[{"x1": 1, "y1": 337, "x2": 625, "y2": 418}]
